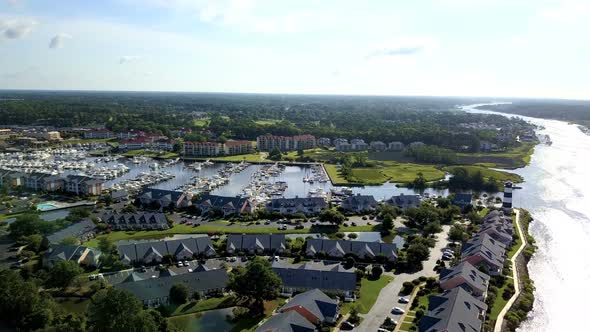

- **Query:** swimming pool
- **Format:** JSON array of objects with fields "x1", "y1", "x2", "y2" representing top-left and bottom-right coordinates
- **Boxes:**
[{"x1": 37, "y1": 203, "x2": 58, "y2": 211}]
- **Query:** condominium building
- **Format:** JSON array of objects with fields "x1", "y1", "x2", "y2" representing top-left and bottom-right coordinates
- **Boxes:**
[{"x1": 256, "y1": 134, "x2": 316, "y2": 152}]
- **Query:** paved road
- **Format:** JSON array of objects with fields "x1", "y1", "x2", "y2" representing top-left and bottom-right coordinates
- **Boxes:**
[{"x1": 356, "y1": 225, "x2": 451, "y2": 331}]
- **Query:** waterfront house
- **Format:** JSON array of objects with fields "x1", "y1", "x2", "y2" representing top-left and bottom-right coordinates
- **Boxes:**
[
  {"x1": 266, "y1": 197, "x2": 327, "y2": 215},
  {"x1": 43, "y1": 244, "x2": 101, "y2": 268},
  {"x1": 117, "y1": 235, "x2": 216, "y2": 264},
  {"x1": 479, "y1": 210, "x2": 515, "y2": 246},
  {"x1": 419, "y1": 287, "x2": 487, "y2": 332},
  {"x1": 194, "y1": 194, "x2": 254, "y2": 216},
  {"x1": 44, "y1": 218, "x2": 97, "y2": 245},
  {"x1": 370, "y1": 141, "x2": 387, "y2": 151},
  {"x1": 226, "y1": 234, "x2": 286, "y2": 255},
  {"x1": 439, "y1": 261, "x2": 490, "y2": 299},
  {"x1": 278, "y1": 289, "x2": 339, "y2": 325},
  {"x1": 318, "y1": 137, "x2": 331, "y2": 146},
  {"x1": 101, "y1": 212, "x2": 169, "y2": 231},
  {"x1": 388, "y1": 141, "x2": 405, "y2": 151},
  {"x1": 340, "y1": 194, "x2": 378, "y2": 213},
  {"x1": 305, "y1": 237, "x2": 404, "y2": 262},
  {"x1": 461, "y1": 233, "x2": 506, "y2": 275},
  {"x1": 385, "y1": 194, "x2": 421, "y2": 210},
  {"x1": 272, "y1": 260, "x2": 356, "y2": 298},
  {"x1": 139, "y1": 189, "x2": 192, "y2": 210},
  {"x1": 42, "y1": 175, "x2": 65, "y2": 192},
  {"x1": 114, "y1": 266, "x2": 228, "y2": 307},
  {"x1": 241, "y1": 290, "x2": 335, "y2": 332}
]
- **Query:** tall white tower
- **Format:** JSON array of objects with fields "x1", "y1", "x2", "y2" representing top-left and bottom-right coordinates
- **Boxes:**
[{"x1": 503, "y1": 181, "x2": 513, "y2": 211}]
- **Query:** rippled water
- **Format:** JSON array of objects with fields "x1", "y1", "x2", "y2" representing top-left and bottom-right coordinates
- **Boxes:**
[
  {"x1": 102, "y1": 159, "x2": 450, "y2": 199},
  {"x1": 464, "y1": 104, "x2": 590, "y2": 331}
]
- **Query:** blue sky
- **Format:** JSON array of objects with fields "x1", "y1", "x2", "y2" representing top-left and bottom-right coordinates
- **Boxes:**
[{"x1": 0, "y1": 0, "x2": 588, "y2": 99}]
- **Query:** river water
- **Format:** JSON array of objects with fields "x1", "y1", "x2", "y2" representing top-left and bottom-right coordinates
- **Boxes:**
[{"x1": 463, "y1": 104, "x2": 590, "y2": 331}]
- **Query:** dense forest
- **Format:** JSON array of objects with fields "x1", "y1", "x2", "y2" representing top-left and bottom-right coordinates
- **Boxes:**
[
  {"x1": 478, "y1": 100, "x2": 590, "y2": 129},
  {"x1": 0, "y1": 91, "x2": 532, "y2": 152}
]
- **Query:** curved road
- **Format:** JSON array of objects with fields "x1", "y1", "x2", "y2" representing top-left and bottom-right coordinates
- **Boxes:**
[{"x1": 357, "y1": 225, "x2": 450, "y2": 331}]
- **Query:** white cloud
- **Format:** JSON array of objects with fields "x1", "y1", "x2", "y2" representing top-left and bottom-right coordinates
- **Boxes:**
[
  {"x1": 119, "y1": 55, "x2": 142, "y2": 64},
  {"x1": 48, "y1": 33, "x2": 71, "y2": 49},
  {"x1": 0, "y1": 18, "x2": 37, "y2": 41},
  {"x1": 537, "y1": 0, "x2": 590, "y2": 23},
  {"x1": 366, "y1": 37, "x2": 438, "y2": 60}
]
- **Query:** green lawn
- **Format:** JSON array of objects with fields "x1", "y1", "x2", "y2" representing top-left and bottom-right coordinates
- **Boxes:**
[
  {"x1": 488, "y1": 280, "x2": 513, "y2": 321},
  {"x1": 84, "y1": 222, "x2": 376, "y2": 247},
  {"x1": 342, "y1": 275, "x2": 394, "y2": 315},
  {"x1": 122, "y1": 149, "x2": 179, "y2": 159},
  {"x1": 193, "y1": 119, "x2": 209, "y2": 127},
  {"x1": 456, "y1": 143, "x2": 536, "y2": 169},
  {"x1": 507, "y1": 215, "x2": 522, "y2": 259},
  {"x1": 324, "y1": 164, "x2": 350, "y2": 185},
  {"x1": 254, "y1": 119, "x2": 282, "y2": 125},
  {"x1": 211, "y1": 153, "x2": 269, "y2": 163},
  {"x1": 326, "y1": 161, "x2": 445, "y2": 185},
  {"x1": 443, "y1": 165, "x2": 523, "y2": 183},
  {"x1": 172, "y1": 296, "x2": 237, "y2": 316}
]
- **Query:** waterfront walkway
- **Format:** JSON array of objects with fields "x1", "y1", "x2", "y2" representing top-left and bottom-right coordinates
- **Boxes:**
[{"x1": 494, "y1": 209, "x2": 525, "y2": 332}]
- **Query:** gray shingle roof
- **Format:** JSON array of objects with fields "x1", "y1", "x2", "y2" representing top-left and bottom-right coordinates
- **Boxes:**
[
  {"x1": 419, "y1": 287, "x2": 487, "y2": 332},
  {"x1": 255, "y1": 310, "x2": 316, "y2": 332},
  {"x1": 280, "y1": 289, "x2": 338, "y2": 323},
  {"x1": 117, "y1": 235, "x2": 216, "y2": 263},
  {"x1": 115, "y1": 267, "x2": 228, "y2": 303},
  {"x1": 45, "y1": 219, "x2": 96, "y2": 244},
  {"x1": 386, "y1": 194, "x2": 421, "y2": 209},
  {"x1": 306, "y1": 238, "x2": 403, "y2": 261},
  {"x1": 461, "y1": 233, "x2": 506, "y2": 270},
  {"x1": 272, "y1": 260, "x2": 356, "y2": 293},
  {"x1": 440, "y1": 261, "x2": 490, "y2": 295},
  {"x1": 226, "y1": 234, "x2": 286, "y2": 253}
]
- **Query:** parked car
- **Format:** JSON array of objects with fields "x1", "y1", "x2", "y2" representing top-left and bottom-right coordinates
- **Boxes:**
[
  {"x1": 391, "y1": 307, "x2": 405, "y2": 314},
  {"x1": 351, "y1": 222, "x2": 357, "y2": 226},
  {"x1": 295, "y1": 224, "x2": 304, "y2": 229},
  {"x1": 176, "y1": 261, "x2": 183, "y2": 267},
  {"x1": 183, "y1": 260, "x2": 189, "y2": 266},
  {"x1": 255, "y1": 221, "x2": 261, "y2": 225},
  {"x1": 341, "y1": 321, "x2": 355, "y2": 330},
  {"x1": 140, "y1": 266, "x2": 147, "y2": 272},
  {"x1": 264, "y1": 221, "x2": 270, "y2": 225},
  {"x1": 398, "y1": 297, "x2": 410, "y2": 304}
]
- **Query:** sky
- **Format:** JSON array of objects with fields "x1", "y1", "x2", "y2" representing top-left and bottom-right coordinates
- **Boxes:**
[{"x1": 0, "y1": 0, "x2": 589, "y2": 99}]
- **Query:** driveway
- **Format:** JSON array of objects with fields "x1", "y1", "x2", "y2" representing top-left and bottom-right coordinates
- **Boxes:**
[{"x1": 355, "y1": 225, "x2": 450, "y2": 331}]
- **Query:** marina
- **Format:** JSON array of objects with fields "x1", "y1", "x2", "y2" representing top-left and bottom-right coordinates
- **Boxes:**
[{"x1": 0, "y1": 148, "x2": 453, "y2": 202}]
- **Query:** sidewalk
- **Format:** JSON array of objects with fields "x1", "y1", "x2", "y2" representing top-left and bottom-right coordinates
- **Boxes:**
[{"x1": 494, "y1": 209, "x2": 526, "y2": 332}]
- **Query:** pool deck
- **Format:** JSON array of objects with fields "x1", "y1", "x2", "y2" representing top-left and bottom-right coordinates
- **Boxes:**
[{"x1": 37, "y1": 200, "x2": 96, "y2": 212}]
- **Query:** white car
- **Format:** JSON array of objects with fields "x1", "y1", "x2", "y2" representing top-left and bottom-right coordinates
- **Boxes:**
[
  {"x1": 391, "y1": 307, "x2": 405, "y2": 314},
  {"x1": 398, "y1": 297, "x2": 410, "y2": 304},
  {"x1": 183, "y1": 260, "x2": 189, "y2": 266},
  {"x1": 176, "y1": 261, "x2": 183, "y2": 267}
]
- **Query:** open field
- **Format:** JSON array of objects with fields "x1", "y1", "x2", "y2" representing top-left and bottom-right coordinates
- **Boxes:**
[
  {"x1": 326, "y1": 161, "x2": 445, "y2": 185},
  {"x1": 443, "y1": 165, "x2": 523, "y2": 183},
  {"x1": 210, "y1": 152, "x2": 269, "y2": 163},
  {"x1": 456, "y1": 143, "x2": 536, "y2": 169}
]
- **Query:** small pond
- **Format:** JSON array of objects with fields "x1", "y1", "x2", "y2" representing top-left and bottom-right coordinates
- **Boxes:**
[{"x1": 168, "y1": 307, "x2": 236, "y2": 332}]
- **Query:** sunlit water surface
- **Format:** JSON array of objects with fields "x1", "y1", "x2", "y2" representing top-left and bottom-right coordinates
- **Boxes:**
[{"x1": 464, "y1": 104, "x2": 590, "y2": 331}]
